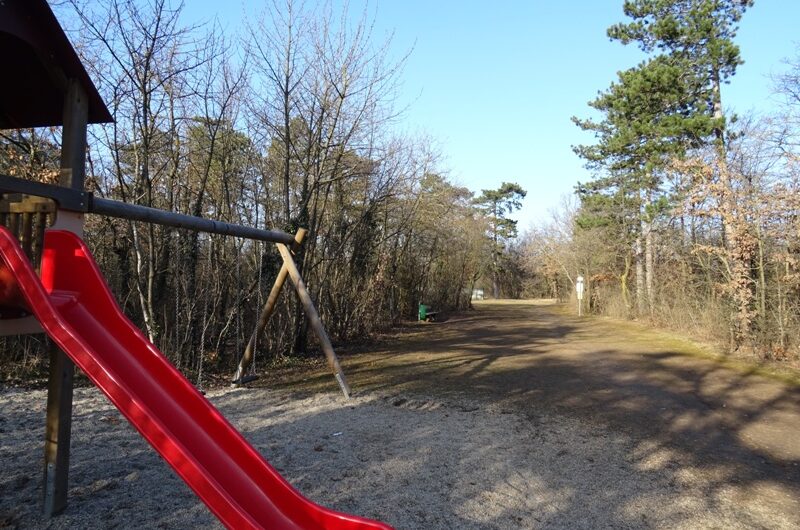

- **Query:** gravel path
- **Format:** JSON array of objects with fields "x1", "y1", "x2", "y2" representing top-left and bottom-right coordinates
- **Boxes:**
[{"x1": 2, "y1": 300, "x2": 799, "y2": 528}]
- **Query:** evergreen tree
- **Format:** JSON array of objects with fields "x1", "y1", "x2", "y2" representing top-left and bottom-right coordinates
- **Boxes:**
[
  {"x1": 474, "y1": 182, "x2": 526, "y2": 298},
  {"x1": 573, "y1": 54, "x2": 713, "y2": 312},
  {"x1": 574, "y1": 0, "x2": 752, "y2": 316},
  {"x1": 608, "y1": 0, "x2": 755, "y2": 339},
  {"x1": 607, "y1": 0, "x2": 753, "y2": 148}
]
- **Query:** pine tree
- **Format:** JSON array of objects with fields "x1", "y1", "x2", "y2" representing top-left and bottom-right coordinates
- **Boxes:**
[
  {"x1": 574, "y1": 55, "x2": 710, "y2": 312},
  {"x1": 574, "y1": 0, "x2": 752, "y2": 319},
  {"x1": 608, "y1": 0, "x2": 753, "y2": 151},
  {"x1": 474, "y1": 183, "x2": 526, "y2": 298},
  {"x1": 608, "y1": 0, "x2": 755, "y2": 340}
]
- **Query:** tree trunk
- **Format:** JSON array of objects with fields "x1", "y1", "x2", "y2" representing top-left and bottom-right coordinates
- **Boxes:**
[
  {"x1": 620, "y1": 253, "x2": 631, "y2": 316},
  {"x1": 644, "y1": 217, "x2": 654, "y2": 315},
  {"x1": 634, "y1": 234, "x2": 644, "y2": 316}
]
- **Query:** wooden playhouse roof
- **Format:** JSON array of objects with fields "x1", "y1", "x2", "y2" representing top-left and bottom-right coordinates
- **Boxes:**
[{"x1": 0, "y1": 0, "x2": 112, "y2": 128}]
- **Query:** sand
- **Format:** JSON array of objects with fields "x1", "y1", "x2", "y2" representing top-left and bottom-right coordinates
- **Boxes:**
[{"x1": 1, "y1": 382, "x2": 794, "y2": 529}]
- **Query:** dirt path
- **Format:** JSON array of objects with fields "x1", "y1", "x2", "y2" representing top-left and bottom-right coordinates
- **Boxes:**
[
  {"x1": 2, "y1": 300, "x2": 799, "y2": 528},
  {"x1": 293, "y1": 299, "x2": 800, "y2": 525}
]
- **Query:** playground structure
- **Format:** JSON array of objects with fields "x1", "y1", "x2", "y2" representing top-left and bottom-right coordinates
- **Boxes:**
[{"x1": 0, "y1": 1, "x2": 389, "y2": 528}]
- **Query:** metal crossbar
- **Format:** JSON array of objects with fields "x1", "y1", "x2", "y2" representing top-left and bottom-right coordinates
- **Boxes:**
[{"x1": 0, "y1": 174, "x2": 296, "y2": 245}]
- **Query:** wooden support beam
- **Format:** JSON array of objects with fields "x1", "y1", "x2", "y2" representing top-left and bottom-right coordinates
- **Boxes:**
[
  {"x1": 58, "y1": 80, "x2": 88, "y2": 191},
  {"x1": 42, "y1": 348, "x2": 75, "y2": 516},
  {"x1": 232, "y1": 229, "x2": 307, "y2": 385},
  {"x1": 276, "y1": 242, "x2": 351, "y2": 399},
  {"x1": 43, "y1": 79, "x2": 87, "y2": 517}
]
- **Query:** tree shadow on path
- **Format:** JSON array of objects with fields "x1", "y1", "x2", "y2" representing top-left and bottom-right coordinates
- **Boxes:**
[{"x1": 327, "y1": 301, "x2": 800, "y2": 524}]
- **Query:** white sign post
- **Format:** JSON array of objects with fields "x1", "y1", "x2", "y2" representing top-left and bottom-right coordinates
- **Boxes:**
[{"x1": 576, "y1": 275, "x2": 585, "y2": 316}]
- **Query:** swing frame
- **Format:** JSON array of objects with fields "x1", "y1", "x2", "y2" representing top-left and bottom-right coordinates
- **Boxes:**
[{"x1": 0, "y1": 174, "x2": 353, "y2": 400}]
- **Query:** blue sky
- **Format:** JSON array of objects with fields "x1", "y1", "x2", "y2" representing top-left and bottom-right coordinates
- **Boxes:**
[{"x1": 184, "y1": 1, "x2": 800, "y2": 230}]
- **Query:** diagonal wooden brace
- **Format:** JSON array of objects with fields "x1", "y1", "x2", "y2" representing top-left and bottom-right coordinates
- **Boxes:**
[
  {"x1": 276, "y1": 242, "x2": 351, "y2": 399},
  {"x1": 232, "y1": 229, "x2": 307, "y2": 385}
]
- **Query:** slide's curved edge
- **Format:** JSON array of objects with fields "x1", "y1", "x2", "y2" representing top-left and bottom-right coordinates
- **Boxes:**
[{"x1": 0, "y1": 227, "x2": 393, "y2": 530}]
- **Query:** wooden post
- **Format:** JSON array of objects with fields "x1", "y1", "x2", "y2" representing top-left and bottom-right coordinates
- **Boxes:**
[
  {"x1": 43, "y1": 79, "x2": 87, "y2": 516},
  {"x1": 59, "y1": 81, "x2": 89, "y2": 192},
  {"x1": 232, "y1": 229, "x2": 307, "y2": 385},
  {"x1": 276, "y1": 242, "x2": 351, "y2": 399}
]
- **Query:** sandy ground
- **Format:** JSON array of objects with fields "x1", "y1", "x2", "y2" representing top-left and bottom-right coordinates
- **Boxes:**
[{"x1": 1, "y1": 300, "x2": 799, "y2": 529}]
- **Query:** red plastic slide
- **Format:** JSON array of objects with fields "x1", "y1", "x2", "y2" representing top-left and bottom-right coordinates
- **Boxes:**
[{"x1": 0, "y1": 227, "x2": 392, "y2": 530}]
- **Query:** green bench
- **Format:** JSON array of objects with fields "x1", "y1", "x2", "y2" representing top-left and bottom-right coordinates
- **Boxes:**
[{"x1": 418, "y1": 303, "x2": 438, "y2": 322}]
